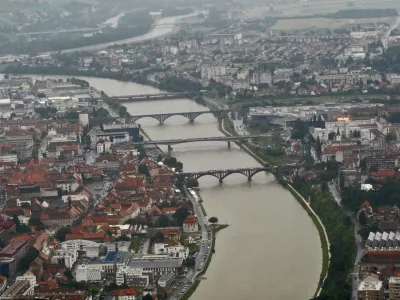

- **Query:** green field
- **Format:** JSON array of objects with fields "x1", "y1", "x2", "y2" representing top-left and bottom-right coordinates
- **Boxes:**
[
  {"x1": 244, "y1": 0, "x2": 400, "y2": 18},
  {"x1": 271, "y1": 16, "x2": 395, "y2": 30}
]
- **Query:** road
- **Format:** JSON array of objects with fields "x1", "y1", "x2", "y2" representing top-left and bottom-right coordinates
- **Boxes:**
[
  {"x1": 382, "y1": 15, "x2": 400, "y2": 49},
  {"x1": 168, "y1": 187, "x2": 211, "y2": 300},
  {"x1": 328, "y1": 182, "x2": 363, "y2": 300}
]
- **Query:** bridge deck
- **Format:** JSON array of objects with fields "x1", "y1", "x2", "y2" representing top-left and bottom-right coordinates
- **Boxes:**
[{"x1": 133, "y1": 135, "x2": 267, "y2": 145}]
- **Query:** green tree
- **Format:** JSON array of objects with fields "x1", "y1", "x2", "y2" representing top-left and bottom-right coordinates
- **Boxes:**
[
  {"x1": 328, "y1": 132, "x2": 336, "y2": 140},
  {"x1": 138, "y1": 163, "x2": 150, "y2": 177},
  {"x1": 28, "y1": 217, "x2": 43, "y2": 226},
  {"x1": 208, "y1": 217, "x2": 218, "y2": 224},
  {"x1": 158, "y1": 214, "x2": 170, "y2": 227},
  {"x1": 358, "y1": 211, "x2": 368, "y2": 226},
  {"x1": 17, "y1": 248, "x2": 39, "y2": 271},
  {"x1": 173, "y1": 208, "x2": 190, "y2": 226},
  {"x1": 184, "y1": 257, "x2": 196, "y2": 267},
  {"x1": 56, "y1": 226, "x2": 71, "y2": 242},
  {"x1": 187, "y1": 177, "x2": 199, "y2": 188},
  {"x1": 142, "y1": 295, "x2": 153, "y2": 300},
  {"x1": 153, "y1": 231, "x2": 165, "y2": 243}
]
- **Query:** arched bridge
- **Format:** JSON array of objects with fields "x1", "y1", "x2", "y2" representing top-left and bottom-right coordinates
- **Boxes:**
[
  {"x1": 180, "y1": 167, "x2": 274, "y2": 183},
  {"x1": 129, "y1": 110, "x2": 229, "y2": 124}
]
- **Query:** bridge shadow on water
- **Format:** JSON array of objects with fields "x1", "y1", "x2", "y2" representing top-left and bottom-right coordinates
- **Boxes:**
[
  {"x1": 168, "y1": 145, "x2": 239, "y2": 154},
  {"x1": 198, "y1": 173, "x2": 276, "y2": 189},
  {"x1": 141, "y1": 118, "x2": 218, "y2": 127}
]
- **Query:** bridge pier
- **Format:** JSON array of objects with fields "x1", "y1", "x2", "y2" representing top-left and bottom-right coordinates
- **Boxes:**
[
  {"x1": 219, "y1": 178, "x2": 223, "y2": 183},
  {"x1": 227, "y1": 141, "x2": 231, "y2": 148}
]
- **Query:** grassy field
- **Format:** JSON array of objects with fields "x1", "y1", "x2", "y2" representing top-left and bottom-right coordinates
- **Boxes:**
[
  {"x1": 244, "y1": 0, "x2": 400, "y2": 18},
  {"x1": 271, "y1": 16, "x2": 396, "y2": 30}
]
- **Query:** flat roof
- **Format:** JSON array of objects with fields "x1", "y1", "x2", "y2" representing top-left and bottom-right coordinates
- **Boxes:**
[
  {"x1": 129, "y1": 258, "x2": 183, "y2": 269},
  {"x1": 89, "y1": 251, "x2": 130, "y2": 264}
]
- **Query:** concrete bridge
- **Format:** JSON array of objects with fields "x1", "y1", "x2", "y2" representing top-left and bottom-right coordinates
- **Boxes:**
[
  {"x1": 125, "y1": 110, "x2": 228, "y2": 124},
  {"x1": 180, "y1": 167, "x2": 274, "y2": 183},
  {"x1": 133, "y1": 135, "x2": 267, "y2": 147},
  {"x1": 110, "y1": 92, "x2": 190, "y2": 102}
]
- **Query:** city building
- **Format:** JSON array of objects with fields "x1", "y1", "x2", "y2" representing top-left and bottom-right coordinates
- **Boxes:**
[
  {"x1": 158, "y1": 272, "x2": 175, "y2": 287},
  {"x1": 390, "y1": 276, "x2": 400, "y2": 300},
  {"x1": 0, "y1": 276, "x2": 36, "y2": 300},
  {"x1": 154, "y1": 243, "x2": 189, "y2": 259},
  {"x1": 128, "y1": 258, "x2": 183, "y2": 277},
  {"x1": 183, "y1": 215, "x2": 198, "y2": 233},
  {"x1": 357, "y1": 275, "x2": 383, "y2": 300}
]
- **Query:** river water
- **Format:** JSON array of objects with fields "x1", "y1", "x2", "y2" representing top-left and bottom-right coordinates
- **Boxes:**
[
  {"x1": 21, "y1": 75, "x2": 322, "y2": 299},
  {"x1": 54, "y1": 12, "x2": 203, "y2": 54}
]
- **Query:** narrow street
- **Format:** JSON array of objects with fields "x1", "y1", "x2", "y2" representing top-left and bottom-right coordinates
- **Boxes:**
[{"x1": 328, "y1": 182, "x2": 364, "y2": 300}]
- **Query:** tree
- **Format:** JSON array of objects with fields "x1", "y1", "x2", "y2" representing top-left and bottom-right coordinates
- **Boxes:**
[
  {"x1": 153, "y1": 231, "x2": 165, "y2": 243},
  {"x1": 315, "y1": 137, "x2": 322, "y2": 155},
  {"x1": 56, "y1": 226, "x2": 71, "y2": 242},
  {"x1": 291, "y1": 119, "x2": 309, "y2": 140},
  {"x1": 158, "y1": 214, "x2": 170, "y2": 227},
  {"x1": 173, "y1": 208, "x2": 189, "y2": 226},
  {"x1": 184, "y1": 257, "x2": 196, "y2": 267},
  {"x1": 18, "y1": 248, "x2": 39, "y2": 271},
  {"x1": 328, "y1": 132, "x2": 336, "y2": 140},
  {"x1": 142, "y1": 295, "x2": 153, "y2": 300},
  {"x1": 208, "y1": 217, "x2": 218, "y2": 224},
  {"x1": 28, "y1": 217, "x2": 43, "y2": 226},
  {"x1": 358, "y1": 211, "x2": 368, "y2": 226},
  {"x1": 138, "y1": 163, "x2": 150, "y2": 177},
  {"x1": 187, "y1": 177, "x2": 199, "y2": 188},
  {"x1": 115, "y1": 235, "x2": 130, "y2": 242}
]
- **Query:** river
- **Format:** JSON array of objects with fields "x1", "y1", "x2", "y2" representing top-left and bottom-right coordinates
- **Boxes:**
[
  {"x1": 51, "y1": 12, "x2": 203, "y2": 54},
  {"x1": 23, "y1": 75, "x2": 322, "y2": 299}
]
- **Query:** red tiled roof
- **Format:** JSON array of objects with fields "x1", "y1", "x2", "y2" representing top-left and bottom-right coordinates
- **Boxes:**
[
  {"x1": 369, "y1": 170, "x2": 396, "y2": 178},
  {"x1": 362, "y1": 201, "x2": 371, "y2": 207},
  {"x1": 114, "y1": 288, "x2": 136, "y2": 296},
  {"x1": 184, "y1": 215, "x2": 198, "y2": 224}
]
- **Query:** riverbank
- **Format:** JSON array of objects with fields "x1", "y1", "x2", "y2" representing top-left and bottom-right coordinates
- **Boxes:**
[
  {"x1": 181, "y1": 224, "x2": 229, "y2": 300},
  {"x1": 218, "y1": 117, "x2": 330, "y2": 297}
]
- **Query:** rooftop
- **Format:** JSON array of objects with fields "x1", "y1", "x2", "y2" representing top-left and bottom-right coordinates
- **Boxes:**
[{"x1": 128, "y1": 258, "x2": 183, "y2": 269}]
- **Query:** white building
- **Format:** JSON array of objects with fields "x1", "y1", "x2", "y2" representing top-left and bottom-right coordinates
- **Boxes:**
[
  {"x1": 0, "y1": 276, "x2": 36, "y2": 300},
  {"x1": 0, "y1": 154, "x2": 17, "y2": 163},
  {"x1": 116, "y1": 265, "x2": 149, "y2": 287},
  {"x1": 51, "y1": 247, "x2": 77, "y2": 269},
  {"x1": 47, "y1": 96, "x2": 78, "y2": 111},
  {"x1": 79, "y1": 113, "x2": 89, "y2": 127},
  {"x1": 75, "y1": 264, "x2": 102, "y2": 282},
  {"x1": 89, "y1": 129, "x2": 129, "y2": 148},
  {"x1": 154, "y1": 243, "x2": 189, "y2": 259},
  {"x1": 201, "y1": 65, "x2": 227, "y2": 80},
  {"x1": 158, "y1": 273, "x2": 175, "y2": 287},
  {"x1": 183, "y1": 215, "x2": 198, "y2": 233},
  {"x1": 52, "y1": 240, "x2": 101, "y2": 268}
]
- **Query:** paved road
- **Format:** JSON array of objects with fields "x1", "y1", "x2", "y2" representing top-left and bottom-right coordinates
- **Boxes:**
[
  {"x1": 168, "y1": 187, "x2": 210, "y2": 300},
  {"x1": 328, "y1": 182, "x2": 363, "y2": 300}
]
